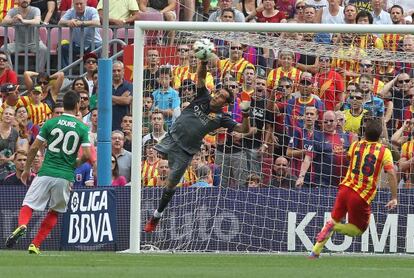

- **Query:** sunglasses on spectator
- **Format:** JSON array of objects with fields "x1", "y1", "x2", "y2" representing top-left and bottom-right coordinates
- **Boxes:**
[
  {"x1": 350, "y1": 95, "x2": 363, "y2": 100},
  {"x1": 230, "y1": 46, "x2": 242, "y2": 50},
  {"x1": 296, "y1": 5, "x2": 306, "y2": 9},
  {"x1": 227, "y1": 85, "x2": 238, "y2": 89},
  {"x1": 86, "y1": 59, "x2": 97, "y2": 64},
  {"x1": 81, "y1": 97, "x2": 89, "y2": 100},
  {"x1": 300, "y1": 79, "x2": 312, "y2": 86},
  {"x1": 324, "y1": 119, "x2": 335, "y2": 124},
  {"x1": 319, "y1": 57, "x2": 330, "y2": 62},
  {"x1": 398, "y1": 79, "x2": 411, "y2": 84},
  {"x1": 0, "y1": 57, "x2": 7, "y2": 62},
  {"x1": 38, "y1": 81, "x2": 48, "y2": 86},
  {"x1": 178, "y1": 48, "x2": 189, "y2": 52},
  {"x1": 361, "y1": 63, "x2": 373, "y2": 68}
]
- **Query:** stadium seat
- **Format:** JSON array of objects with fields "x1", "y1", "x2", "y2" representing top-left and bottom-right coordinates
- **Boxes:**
[{"x1": 50, "y1": 27, "x2": 71, "y2": 54}]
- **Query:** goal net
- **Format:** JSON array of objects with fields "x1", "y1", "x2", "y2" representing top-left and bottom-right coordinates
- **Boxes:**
[{"x1": 131, "y1": 22, "x2": 414, "y2": 254}]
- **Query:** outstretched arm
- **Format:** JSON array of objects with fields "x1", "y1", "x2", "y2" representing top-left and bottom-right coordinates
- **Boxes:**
[{"x1": 197, "y1": 60, "x2": 208, "y2": 89}]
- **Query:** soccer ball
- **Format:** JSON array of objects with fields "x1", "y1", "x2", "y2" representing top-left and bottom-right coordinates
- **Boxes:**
[{"x1": 193, "y1": 39, "x2": 215, "y2": 61}]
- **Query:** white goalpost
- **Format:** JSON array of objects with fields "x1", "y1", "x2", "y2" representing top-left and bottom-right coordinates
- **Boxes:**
[{"x1": 129, "y1": 22, "x2": 414, "y2": 254}]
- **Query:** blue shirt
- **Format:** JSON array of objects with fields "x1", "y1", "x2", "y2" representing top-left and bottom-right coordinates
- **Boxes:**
[
  {"x1": 61, "y1": 7, "x2": 102, "y2": 47},
  {"x1": 152, "y1": 87, "x2": 180, "y2": 129},
  {"x1": 372, "y1": 10, "x2": 392, "y2": 25},
  {"x1": 74, "y1": 162, "x2": 93, "y2": 188},
  {"x1": 343, "y1": 94, "x2": 384, "y2": 117}
]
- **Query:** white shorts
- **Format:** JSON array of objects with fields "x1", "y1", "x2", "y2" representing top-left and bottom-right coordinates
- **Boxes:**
[{"x1": 23, "y1": 176, "x2": 72, "y2": 213}]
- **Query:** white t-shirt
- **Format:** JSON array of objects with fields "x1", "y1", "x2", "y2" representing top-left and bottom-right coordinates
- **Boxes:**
[
  {"x1": 306, "y1": 0, "x2": 328, "y2": 10},
  {"x1": 321, "y1": 6, "x2": 345, "y2": 24}
]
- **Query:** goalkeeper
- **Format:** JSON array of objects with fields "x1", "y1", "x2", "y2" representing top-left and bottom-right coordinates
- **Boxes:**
[{"x1": 144, "y1": 41, "x2": 251, "y2": 233}]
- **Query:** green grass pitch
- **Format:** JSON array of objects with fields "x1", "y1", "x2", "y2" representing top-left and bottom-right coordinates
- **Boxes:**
[{"x1": 0, "y1": 251, "x2": 413, "y2": 278}]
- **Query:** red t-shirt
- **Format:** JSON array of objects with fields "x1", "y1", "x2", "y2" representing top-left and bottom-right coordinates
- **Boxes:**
[
  {"x1": 256, "y1": 11, "x2": 286, "y2": 23},
  {"x1": 59, "y1": 0, "x2": 98, "y2": 11},
  {"x1": 0, "y1": 68, "x2": 18, "y2": 85},
  {"x1": 315, "y1": 69, "x2": 344, "y2": 111}
]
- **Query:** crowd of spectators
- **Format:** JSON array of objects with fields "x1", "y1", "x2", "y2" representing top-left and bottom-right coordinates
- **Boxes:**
[{"x1": 0, "y1": 0, "x2": 414, "y2": 189}]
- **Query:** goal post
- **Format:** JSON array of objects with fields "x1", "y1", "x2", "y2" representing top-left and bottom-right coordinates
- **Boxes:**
[{"x1": 129, "y1": 22, "x2": 414, "y2": 254}]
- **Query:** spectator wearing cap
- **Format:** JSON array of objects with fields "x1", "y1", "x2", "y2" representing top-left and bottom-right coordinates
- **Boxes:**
[
  {"x1": 314, "y1": 55, "x2": 345, "y2": 111},
  {"x1": 209, "y1": 0, "x2": 245, "y2": 22},
  {"x1": 153, "y1": 67, "x2": 180, "y2": 129},
  {"x1": 97, "y1": 0, "x2": 140, "y2": 26},
  {"x1": 0, "y1": 83, "x2": 20, "y2": 113},
  {"x1": 58, "y1": 0, "x2": 102, "y2": 68},
  {"x1": 285, "y1": 73, "x2": 324, "y2": 136},
  {"x1": 24, "y1": 86, "x2": 52, "y2": 126},
  {"x1": 1, "y1": 0, "x2": 48, "y2": 72},
  {"x1": 22, "y1": 70, "x2": 65, "y2": 111},
  {"x1": 83, "y1": 52, "x2": 98, "y2": 95},
  {"x1": 174, "y1": 49, "x2": 215, "y2": 91},
  {"x1": 0, "y1": 51, "x2": 17, "y2": 86},
  {"x1": 179, "y1": 79, "x2": 196, "y2": 104}
]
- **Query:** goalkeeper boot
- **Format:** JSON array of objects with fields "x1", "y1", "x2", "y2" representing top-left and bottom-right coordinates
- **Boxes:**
[
  {"x1": 144, "y1": 216, "x2": 160, "y2": 233},
  {"x1": 5, "y1": 225, "x2": 27, "y2": 248},
  {"x1": 316, "y1": 219, "x2": 335, "y2": 243},
  {"x1": 28, "y1": 244, "x2": 41, "y2": 255}
]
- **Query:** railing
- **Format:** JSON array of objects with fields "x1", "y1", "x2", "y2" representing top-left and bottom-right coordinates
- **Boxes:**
[{"x1": 0, "y1": 24, "x2": 135, "y2": 77}]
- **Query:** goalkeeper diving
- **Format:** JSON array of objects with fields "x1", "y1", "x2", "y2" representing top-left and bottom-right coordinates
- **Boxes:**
[
  {"x1": 309, "y1": 117, "x2": 398, "y2": 258},
  {"x1": 144, "y1": 39, "x2": 252, "y2": 232}
]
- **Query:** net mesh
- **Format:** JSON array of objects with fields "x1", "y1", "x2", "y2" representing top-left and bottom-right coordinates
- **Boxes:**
[{"x1": 137, "y1": 28, "x2": 414, "y2": 253}]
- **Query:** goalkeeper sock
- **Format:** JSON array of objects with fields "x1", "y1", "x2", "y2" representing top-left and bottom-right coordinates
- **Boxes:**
[
  {"x1": 156, "y1": 188, "x2": 176, "y2": 215},
  {"x1": 312, "y1": 230, "x2": 334, "y2": 255},
  {"x1": 32, "y1": 210, "x2": 58, "y2": 248},
  {"x1": 335, "y1": 223, "x2": 363, "y2": 237},
  {"x1": 18, "y1": 205, "x2": 33, "y2": 227}
]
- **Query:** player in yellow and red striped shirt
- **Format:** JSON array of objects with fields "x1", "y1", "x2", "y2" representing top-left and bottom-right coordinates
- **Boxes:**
[{"x1": 309, "y1": 118, "x2": 398, "y2": 258}]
